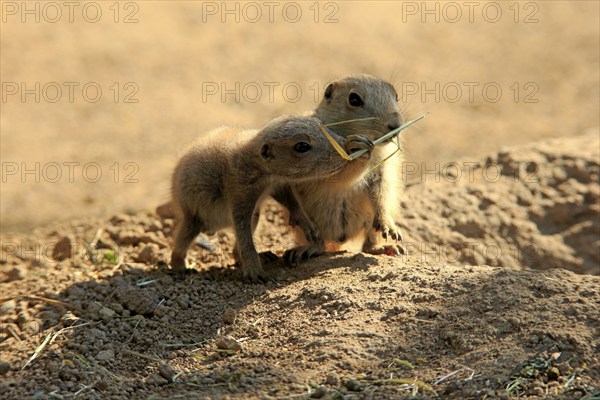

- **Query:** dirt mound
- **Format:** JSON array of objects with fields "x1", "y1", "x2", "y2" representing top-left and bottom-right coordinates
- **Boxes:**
[
  {"x1": 401, "y1": 131, "x2": 599, "y2": 275},
  {"x1": 0, "y1": 135, "x2": 598, "y2": 399}
]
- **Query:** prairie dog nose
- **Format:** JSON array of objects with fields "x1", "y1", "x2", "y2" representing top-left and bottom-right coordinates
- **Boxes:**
[{"x1": 387, "y1": 112, "x2": 402, "y2": 131}]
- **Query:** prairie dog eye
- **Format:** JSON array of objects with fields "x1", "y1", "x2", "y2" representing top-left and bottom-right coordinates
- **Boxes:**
[
  {"x1": 348, "y1": 92, "x2": 364, "y2": 107},
  {"x1": 294, "y1": 142, "x2": 312, "y2": 153}
]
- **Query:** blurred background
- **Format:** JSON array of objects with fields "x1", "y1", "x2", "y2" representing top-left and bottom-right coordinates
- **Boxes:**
[{"x1": 1, "y1": 1, "x2": 598, "y2": 232}]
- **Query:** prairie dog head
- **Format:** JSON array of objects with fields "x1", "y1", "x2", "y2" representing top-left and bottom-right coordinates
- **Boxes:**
[
  {"x1": 257, "y1": 115, "x2": 350, "y2": 181},
  {"x1": 315, "y1": 74, "x2": 402, "y2": 141}
]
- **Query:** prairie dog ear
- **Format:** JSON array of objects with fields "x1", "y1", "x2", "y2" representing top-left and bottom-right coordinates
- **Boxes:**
[
  {"x1": 324, "y1": 83, "x2": 334, "y2": 102},
  {"x1": 260, "y1": 143, "x2": 274, "y2": 161}
]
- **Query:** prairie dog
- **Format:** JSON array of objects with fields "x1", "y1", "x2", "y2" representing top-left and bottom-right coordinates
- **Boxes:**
[
  {"x1": 276, "y1": 74, "x2": 404, "y2": 255},
  {"x1": 170, "y1": 115, "x2": 371, "y2": 282}
]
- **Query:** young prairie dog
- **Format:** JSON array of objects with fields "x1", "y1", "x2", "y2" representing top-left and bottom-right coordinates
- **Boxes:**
[
  {"x1": 274, "y1": 74, "x2": 405, "y2": 256},
  {"x1": 170, "y1": 115, "x2": 371, "y2": 282}
]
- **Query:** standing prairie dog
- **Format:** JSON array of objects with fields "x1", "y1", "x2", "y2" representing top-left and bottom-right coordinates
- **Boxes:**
[
  {"x1": 275, "y1": 74, "x2": 405, "y2": 255},
  {"x1": 170, "y1": 115, "x2": 372, "y2": 282}
]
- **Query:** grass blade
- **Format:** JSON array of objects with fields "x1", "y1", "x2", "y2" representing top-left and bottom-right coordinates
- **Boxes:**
[
  {"x1": 319, "y1": 125, "x2": 352, "y2": 160},
  {"x1": 349, "y1": 113, "x2": 428, "y2": 160}
]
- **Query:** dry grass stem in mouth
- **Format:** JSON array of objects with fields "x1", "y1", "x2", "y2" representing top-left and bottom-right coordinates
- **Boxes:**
[
  {"x1": 319, "y1": 114, "x2": 428, "y2": 161},
  {"x1": 318, "y1": 124, "x2": 353, "y2": 160},
  {"x1": 322, "y1": 116, "x2": 377, "y2": 127}
]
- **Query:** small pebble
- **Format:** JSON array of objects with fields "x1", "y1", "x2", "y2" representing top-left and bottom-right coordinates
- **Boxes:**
[
  {"x1": 216, "y1": 336, "x2": 242, "y2": 352},
  {"x1": 155, "y1": 203, "x2": 174, "y2": 219},
  {"x1": 148, "y1": 220, "x2": 163, "y2": 232},
  {"x1": 158, "y1": 364, "x2": 176, "y2": 382},
  {"x1": 547, "y1": 366, "x2": 560, "y2": 381},
  {"x1": 325, "y1": 373, "x2": 339, "y2": 386},
  {"x1": 96, "y1": 349, "x2": 114, "y2": 361},
  {"x1": 531, "y1": 387, "x2": 545, "y2": 397},
  {"x1": 95, "y1": 378, "x2": 109, "y2": 391},
  {"x1": 145, "y1": 373, "x2": 169, "y2": 386},
  {"x1": 52, "y1": 236, "x2": 75, "y2": 261},
  {"x1": 98, "y1": 307, "x2": 115, "y2": 320},
  {"x1": 343, "y1": 378, "x2": 361, "y2": 392},
  {"x1": 0, "y1": 300, "x2": 16, "y2": 316},
  {"x1": 310, "y1": 385, "x2": 327, "y2": 398},
  {"x1": 222, "y1": 308, "x2": 236, "y2": 324},
  {"x1": 136, "y1": 243, "x2": 160, "y2": 264},
  {"x1": 0, "y1": 361, "x2": 10, "y2": 375},
  {"x1": 5, "y1": 266, "x2": 25, "y2": 282},
  {"x1": 176, "y1": 294, "x2": 190, "y2": 309},
  {"x1": 443, "y1": 381, "x2": 461, "y2": 394}
]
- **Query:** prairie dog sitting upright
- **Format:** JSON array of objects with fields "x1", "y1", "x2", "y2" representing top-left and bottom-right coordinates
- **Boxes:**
[
  {"x1": 170, "y1": 115, "x2": 372, "y2": 282},
  {"x1": 274, "y1": 75, "x2": 405, "y2": 255}
]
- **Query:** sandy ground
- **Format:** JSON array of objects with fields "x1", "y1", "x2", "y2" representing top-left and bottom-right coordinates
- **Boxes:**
[
  {"x1": 1, "y1": 1, "x2": 599, "y2": 399},
  {"x1": 0, "y1": 133, "x2": 599, "y2": 399},
  {"x1": 1, "y1": 1, "x2": 599, "y2": 231}
]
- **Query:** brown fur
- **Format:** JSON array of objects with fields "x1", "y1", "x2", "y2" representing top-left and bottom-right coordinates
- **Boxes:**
[
  {"x1": 170, "y1": 115, "x2": 367, "y2": 282},
  {"x1": 276, "y1": 74, "x2": 405, "y2": 255}
]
